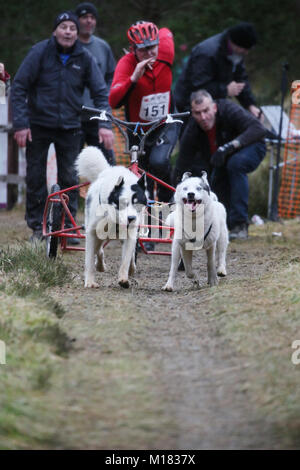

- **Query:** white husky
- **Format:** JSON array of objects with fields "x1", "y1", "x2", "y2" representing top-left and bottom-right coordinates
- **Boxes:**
[
  {"x1": 76, "y1": 146, "x2": 147, "y2": 288},
  {"x1": 162, "y1": 172, "x2": 228, "y2": 291}
]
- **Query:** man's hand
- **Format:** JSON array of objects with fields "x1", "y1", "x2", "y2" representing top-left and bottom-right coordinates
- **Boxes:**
[
  {"x1": 227, "y1": 81, "x2": 245, "y2": 97},
  {"x1": 130, "y1": 58, "x2": 155, "y2": 83},
  {"x1": 98, "y1": 127, "x2": 114, "y2": 150},
  {"x1": 248, "y1": 104, "x2": 264, "y2": 122},
  {"x1": 14, "y1": 128, "x2": 32, "y2": 147},
  {"x1": 210, "y1": 141, "x2": 238, "y2": 167}
]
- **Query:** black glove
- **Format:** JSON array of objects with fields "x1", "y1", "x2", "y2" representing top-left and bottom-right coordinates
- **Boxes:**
[{"x1": 210, "y1": 141, "x2": 236, "y2": 167}]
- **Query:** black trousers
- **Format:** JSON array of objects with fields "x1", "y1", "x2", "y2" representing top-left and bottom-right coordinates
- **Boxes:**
[
  {"x1": 80, "y1": 120, "x2": 116, "y2": 165},
  {"x1": 25, "y1": 125, "x2": 81, "y2": 231}
]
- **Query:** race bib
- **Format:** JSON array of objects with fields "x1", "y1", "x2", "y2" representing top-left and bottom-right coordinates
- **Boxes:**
[{"x1": 139, "y1": 92, "x2": 170, "y2": 121}]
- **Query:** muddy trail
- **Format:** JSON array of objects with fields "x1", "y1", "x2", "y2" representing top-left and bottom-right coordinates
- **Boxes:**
[
  {"x1": 50, "y1": 236, "x2": 282, "y2": 449},
  {"x1": 1, "y1": 209, "x2": 297, "y2": 449}
]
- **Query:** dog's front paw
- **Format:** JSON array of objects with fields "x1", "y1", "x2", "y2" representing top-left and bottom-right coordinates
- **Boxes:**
[
  {"x1": 118, "y1": 278, "x2": 130, "y2": 289},
  {"x1": 85, "y1": 280, "x2": 100, "y2": 288},
  {"x1": 217, "y1": 265, "x2": 227, "y2": 277},
  {"x1": 162, "y1": 283, "x2": 174, "y2": 292}
]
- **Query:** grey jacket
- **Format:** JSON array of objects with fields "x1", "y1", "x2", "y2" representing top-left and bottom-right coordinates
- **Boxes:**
[{"x1": 79, "y1": 35, "x2": 115, "y2": 119}]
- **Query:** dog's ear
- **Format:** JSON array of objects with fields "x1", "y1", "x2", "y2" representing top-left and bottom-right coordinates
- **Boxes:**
[
  {"x1": 182, "y1": 172, "x2": 192, "y2": 182},
  {"x1": 115, "y1": 176, "x2": 124, "y2": 189},
  {"x1": 199, "y1": 171, "x2": 210, "y2": 194},
  {"x1": 137, "y1": 172, "x2": 147, "y2": 191},
  {"x1": 204, "y1": 184, "x2": 210, "y2": 196}
]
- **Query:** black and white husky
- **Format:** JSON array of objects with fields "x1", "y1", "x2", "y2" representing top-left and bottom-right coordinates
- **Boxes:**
[
  {"x1": 76, "y1": 147, "x2": 147, "y2": 288},
  {"x1": 162, "y1": 172, "x2": 228, "y2": 291}
]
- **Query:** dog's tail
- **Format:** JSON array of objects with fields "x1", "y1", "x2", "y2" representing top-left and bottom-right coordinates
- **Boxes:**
[{"x1": 75, "y1": 146, "x2": 110, "y2": 182}]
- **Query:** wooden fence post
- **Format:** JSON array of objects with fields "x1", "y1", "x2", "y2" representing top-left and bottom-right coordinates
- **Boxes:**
[{"x1": 0, "y1": 91, "x2": 24, "y2": 210}]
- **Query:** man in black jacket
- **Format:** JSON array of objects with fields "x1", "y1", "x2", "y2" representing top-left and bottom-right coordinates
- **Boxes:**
[
  {"x1": 174, "y1": 22, "x2": 261, "y2": 120},
  {"x1": 11, "y1": 11, "x2": 114, "y2": 241},
  {"x1": 174, "y1": 90, "x2": 266, "y2": 240}
]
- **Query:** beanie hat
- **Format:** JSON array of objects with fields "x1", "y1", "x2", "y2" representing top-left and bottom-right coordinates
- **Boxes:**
[
  {"x1": 228, "y1": 22, "x2": 257, "y2": 49},
  {"x1": 75, "y1": 2, "x2": 99, "y2": 19},
  {"x1": 53, "y1": 11, "x2": 80, "y2": 32}
]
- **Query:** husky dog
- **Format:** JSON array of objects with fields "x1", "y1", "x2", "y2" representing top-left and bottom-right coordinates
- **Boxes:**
[
  {"x1": 162, "y1": 172, "x2": 228, "y2": 291},
  {"x1": 76, "y1": 146, "x2": 147, "y2": 288}
]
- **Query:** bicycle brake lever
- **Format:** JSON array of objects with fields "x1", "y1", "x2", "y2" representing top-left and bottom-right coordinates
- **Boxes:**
[
  {"x1": 165, "y1": 114, "x2": 183, "y2": 125},
  {"x1": 90, "y1": 110, "x2": 109, "y2": 122}
]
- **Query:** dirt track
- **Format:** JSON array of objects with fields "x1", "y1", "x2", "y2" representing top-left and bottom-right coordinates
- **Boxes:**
[
  {"x1": 53, "y1": 237, "x2": 283, "y2": 449},
  {"x1": 0, "y1": 209, "x2": 293, "y2": 449}
]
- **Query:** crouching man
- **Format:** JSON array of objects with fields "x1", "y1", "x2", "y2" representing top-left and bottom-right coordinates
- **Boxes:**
[{"x1": 173, "y1": 89, "x2": 266, "y2": 240}]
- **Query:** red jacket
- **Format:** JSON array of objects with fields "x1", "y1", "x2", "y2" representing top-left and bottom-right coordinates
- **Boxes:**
[{"x1": 109, "y1": 28, "x2": 174, "y2": 123}]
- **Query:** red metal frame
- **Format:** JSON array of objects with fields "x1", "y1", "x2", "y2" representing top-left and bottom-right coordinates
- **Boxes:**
[
  {"x1": 127, "y1": 160, "x2": 175, "y2": 254},
  {"x1": 42, "y1": 147, "x2": 176, "y2": 256},
  {"x1": 43, "y1": 182, "x2": 88, "y2": 252}
]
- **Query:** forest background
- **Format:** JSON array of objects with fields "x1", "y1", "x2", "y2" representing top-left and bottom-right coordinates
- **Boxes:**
[{"x1": 1, "y1": 0, "x2": 300, "y2": 106}]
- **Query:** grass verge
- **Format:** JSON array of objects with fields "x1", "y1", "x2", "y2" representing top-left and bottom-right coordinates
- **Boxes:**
[
  {"x1": 0, "y1": 243, "x2": 72, "y2": 449},
  {"x1": 207, "y1": 220, "x2": 300, "y2": 448}
]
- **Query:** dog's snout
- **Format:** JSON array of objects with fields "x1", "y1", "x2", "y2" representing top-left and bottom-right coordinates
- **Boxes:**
[
  {"x1": 128, "y1": 215, "x2": 136, "y2": 224},
  {"x1": 187, "y1": 192, "x2": 195, "y2": 199}
]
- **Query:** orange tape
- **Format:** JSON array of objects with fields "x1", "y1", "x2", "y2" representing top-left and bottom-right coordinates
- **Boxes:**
[{"x1": 278, "y1": 89, "x2": 300, "y2": 218}]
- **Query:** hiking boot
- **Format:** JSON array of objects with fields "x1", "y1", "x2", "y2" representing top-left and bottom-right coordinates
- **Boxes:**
[
  {"x1": 143, "y1": 241, "x2": 155, "y2": 252},
  {"x1": 229, "y1": 222, "x2": 248, "y2": 241},
  {"x1": 67, "y1": 236, "x2": 80, "y2": 245},
  {"x1": 65, "y1": 223, "x2": 80, "y2": 245},
  {"x1": 30, "y1": 229, "x2": 44, "y2": 243}
]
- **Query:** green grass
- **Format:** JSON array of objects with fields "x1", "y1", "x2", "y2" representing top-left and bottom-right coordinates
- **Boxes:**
[
  {"x1": 0, "y1": 243, "x2": 73, "y2": 449},
  {"x1": 0, "y1": 243, "x2": 70, "y2": 287},
  {"x1": 206, "y1": 221, "x2": 300, "y2": 448},
  {"x1": 0, "y1": 243, "x2": 70, "y2": 319}
]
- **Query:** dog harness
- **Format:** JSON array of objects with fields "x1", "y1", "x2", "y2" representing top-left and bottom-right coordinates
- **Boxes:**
[{"x1": 185, "y1": 223, "x2": 212, "y2": 243}]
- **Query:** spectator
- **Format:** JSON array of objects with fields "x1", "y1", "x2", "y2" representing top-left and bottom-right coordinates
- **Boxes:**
[
  {"x1": 75, "y1": 2, "x2": 116, "y2": 164},
  {"x1": 0, "y1": 62, "x2": 10, "y2": 103},
  {"x1": 11, "y1": 11, "x2": 114, "y2": 242},
  {"x1": 174, "y1": 22, "x2": 261, "y2": 120},
  {"x1": 174, "y1": 90, "x2": 266, "y2": 240}
]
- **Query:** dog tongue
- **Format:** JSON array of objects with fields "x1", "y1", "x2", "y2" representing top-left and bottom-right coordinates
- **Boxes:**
[{"x1": 186, "y1": 201, "x2": 196, "y2": 211}]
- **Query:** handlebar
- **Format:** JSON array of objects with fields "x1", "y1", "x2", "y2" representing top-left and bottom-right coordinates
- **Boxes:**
[
  {"x1": 82, "y1": 106, "x2": 190, "y2": 155},
  {"x1": 81, "y1": 106, "x2": 190, "y2": 156},
  {"x1": 82, "y1": 106, "x2": 189, "y2": 127}
]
